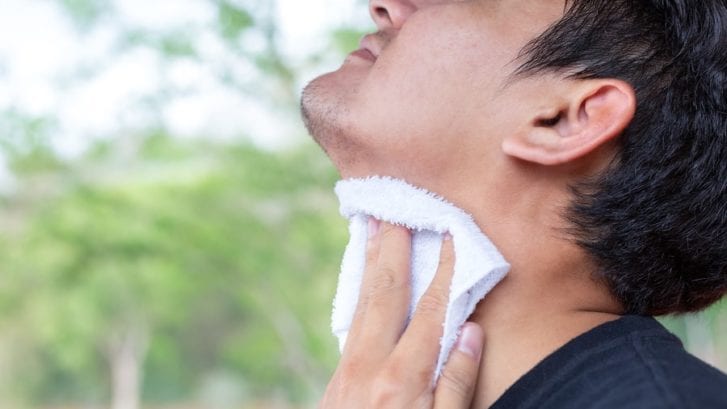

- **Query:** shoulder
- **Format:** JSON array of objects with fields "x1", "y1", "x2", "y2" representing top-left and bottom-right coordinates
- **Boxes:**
[
  {"x1": 622, "y1": 330, "x2": 727, "y2": 409},
  {"x1": 492, "y1": 315, "x2": 727, "y2": 409},
  {"x1": 561, "y1": 319, "x2": 727, "y2": 409}
]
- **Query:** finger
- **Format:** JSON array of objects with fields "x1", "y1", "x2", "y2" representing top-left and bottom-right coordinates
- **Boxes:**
[
  {"x1": 433, "y1": 322, "x2": 484, "y2": 408},
  {"x1": 359, "y1": 221, "x2": 412, "y2": 350},
  {"x1": 392, "y1": 234, "x2": 455, "y2": 381},
  {"x1": 344, "y1": 216, "x2": 382, "y2": 351}
]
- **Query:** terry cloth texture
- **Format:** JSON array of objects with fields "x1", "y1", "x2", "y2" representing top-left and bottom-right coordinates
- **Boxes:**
[
  {"x1": 491, "y1": 314, "x2": 727, "y2": 409},
  {"x1": 332, "y1": 176, "x2": 510, "y2": 378}
]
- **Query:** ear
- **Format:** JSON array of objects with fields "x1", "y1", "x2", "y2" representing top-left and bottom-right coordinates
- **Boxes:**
[{"x1": 502, "y1": 79, "x2": 636, "y2": 166}]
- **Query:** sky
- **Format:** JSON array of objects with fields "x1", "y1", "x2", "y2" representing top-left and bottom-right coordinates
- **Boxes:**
[{"x1": 0, "y1": 0, "x2": 370, "y2": 163}]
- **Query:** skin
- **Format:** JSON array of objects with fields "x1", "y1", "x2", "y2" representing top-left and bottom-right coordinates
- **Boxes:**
[
  {"x1": 303, "y1": 0, "x2": 637, "y2": 407},
  {"x1": 320, "y1": 220, "x2": 486, "y2": 408}
]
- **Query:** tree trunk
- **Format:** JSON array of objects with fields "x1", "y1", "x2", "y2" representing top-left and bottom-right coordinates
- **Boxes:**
[{"x1": 108, "y1": 327, "x2": 148, "y2": 409}]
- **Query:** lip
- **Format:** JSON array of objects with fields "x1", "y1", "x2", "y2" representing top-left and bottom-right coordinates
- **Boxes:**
[
  {"x1": 349, "y1": 47, "x2": 377, "y2": 62},
  {"x1": 359, "y1": 34, "x2": 382, "y2": 60}
]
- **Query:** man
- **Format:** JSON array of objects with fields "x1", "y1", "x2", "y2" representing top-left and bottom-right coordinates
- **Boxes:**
[{"x1": 301, "y1": 0, "x2": 727, "y2": 407}]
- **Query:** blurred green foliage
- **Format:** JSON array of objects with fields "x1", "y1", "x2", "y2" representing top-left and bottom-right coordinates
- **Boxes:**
[
  {"x1": 217, "y1": 1, "x2": 255, "y2": 40},
  {"x1": 0, "y1": 135, "x2": 346, "y2": 407},
  {"x1": 0, "y1": 0, "x2": 363, "y2": 407},
  {"x1": 60, "y1": 0, "x2": 110, "y2": 29}
]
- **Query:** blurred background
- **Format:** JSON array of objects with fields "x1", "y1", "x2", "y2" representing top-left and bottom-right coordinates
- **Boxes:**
[{"x1": 0, "y1": 1, "x2": 723, "y2": 408}]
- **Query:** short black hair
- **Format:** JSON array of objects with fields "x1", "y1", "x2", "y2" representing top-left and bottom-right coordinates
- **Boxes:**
[{"x1": 518, "y1": 0, "x2": 727, "y2": 315}]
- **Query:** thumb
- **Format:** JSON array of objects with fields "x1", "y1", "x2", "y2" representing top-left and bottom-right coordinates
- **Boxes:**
[{"x1": 433, "y1": 322, "x2": 484, "y2": 408}]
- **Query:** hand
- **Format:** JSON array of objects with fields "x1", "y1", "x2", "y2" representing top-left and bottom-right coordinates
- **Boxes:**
[{"x1": 320, "y1": 219, "x2": 484, "y2": 408}]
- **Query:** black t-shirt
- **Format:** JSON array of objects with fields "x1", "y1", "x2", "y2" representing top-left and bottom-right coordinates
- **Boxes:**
[{"x1": 489, "y1": 314, "x2": 727, "y2": 409}]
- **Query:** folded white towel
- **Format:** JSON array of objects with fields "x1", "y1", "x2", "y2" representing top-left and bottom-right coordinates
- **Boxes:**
[{"x1": 332, "y1": 176, "x2": 510, "y2": 378}]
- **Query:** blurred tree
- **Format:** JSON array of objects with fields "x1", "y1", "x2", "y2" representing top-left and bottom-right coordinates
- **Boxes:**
[
  {"x1": 0, "y1": 134, "x2": 345, "y2": 407},
  {"x1": 0, "y1": 0, "x2": 367, "y2": 405}
]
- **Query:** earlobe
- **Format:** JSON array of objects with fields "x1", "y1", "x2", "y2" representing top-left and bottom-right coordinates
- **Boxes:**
[{"x1": 503, "y1": 80, "x2": 636, "y2": 166}]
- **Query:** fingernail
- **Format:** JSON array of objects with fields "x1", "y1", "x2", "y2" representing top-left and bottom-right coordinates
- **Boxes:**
[
  {"x1": 456, "y1": 323, "x2": 483, "y2": 361},
  {"x1": 444, "y1": 232, "x2": 452, "y2": 241},
  {"x1": 368, "y1": 218, "x2": 380, "y2": 239}
]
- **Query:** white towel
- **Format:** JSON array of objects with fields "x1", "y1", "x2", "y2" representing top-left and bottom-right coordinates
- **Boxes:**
[{"x1": 332, "y1": 176, "x2": 510, "y2": 378}]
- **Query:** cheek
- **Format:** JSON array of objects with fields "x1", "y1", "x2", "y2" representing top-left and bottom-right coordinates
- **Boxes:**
[{"x1": 351, "y1": 11, "x2": 511, "y2": 155}]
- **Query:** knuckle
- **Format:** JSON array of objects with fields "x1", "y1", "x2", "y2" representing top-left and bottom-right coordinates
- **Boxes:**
[
  {"x1": 370, "y1": 368, "x2": 404, "y2": 406},
  {"x1": 338, "y1": 356, "x2": 366, "y2": 380},
  {"x1": 379, "y1": 223, "x2": 397, "y2": 240},
  {"x1": 380, "y1": 223, "x2": 407, "y2": 241},
  {"x1": 412, "y1": 365, "x2": 434, "y2": 387},
  {"x1": 365, "y1": 246, "x2": 378, "y2": 263},
  {"x1": 365, "y1": 268, "x2": 407, "y2": 309},
  {"x1": 439, "y1": 365, "x2": 475, "y2": 398},
  {"x1": 370, "y1": 266, "x2": 400, "y2": 292},
  {"x1": 416, "y1": 291, "x2": 449, "y2": 315}
]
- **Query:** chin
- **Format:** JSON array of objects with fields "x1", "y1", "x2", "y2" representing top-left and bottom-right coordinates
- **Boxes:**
[{"x1": 301, "y1": 75, "x2": 377, "y2": 175}]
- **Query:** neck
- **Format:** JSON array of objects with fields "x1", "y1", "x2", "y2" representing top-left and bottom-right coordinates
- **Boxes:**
[
  {"x1": 337, "y1": 155, "x2": 625, "y2": 406},
  {"x1": 471, "y1": 217, "x2": 621, "y2": 408},
  {"x1": 464, "y1": 193, "x2": 624, "y2": 407},
  {"x1": 468, "y1": 273, "x2": 622, "y2": 407}
]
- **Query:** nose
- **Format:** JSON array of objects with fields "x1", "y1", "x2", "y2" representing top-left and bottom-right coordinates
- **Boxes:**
[{"x1": 369, "y1": 0, "x2": 417, "y2": 31}]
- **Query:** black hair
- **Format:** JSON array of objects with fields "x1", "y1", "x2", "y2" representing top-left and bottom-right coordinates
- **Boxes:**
[{"x1": 518, "y1": 0, "x2": 727, "y2": 315}]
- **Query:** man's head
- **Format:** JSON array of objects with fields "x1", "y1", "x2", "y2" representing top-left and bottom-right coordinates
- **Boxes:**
[
  {"x1": 302, "y1": 0, "x2": 573, "y2": 183},
  {"x1": 302, "y1": 0, "x2": 726, "y2": 316}
]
